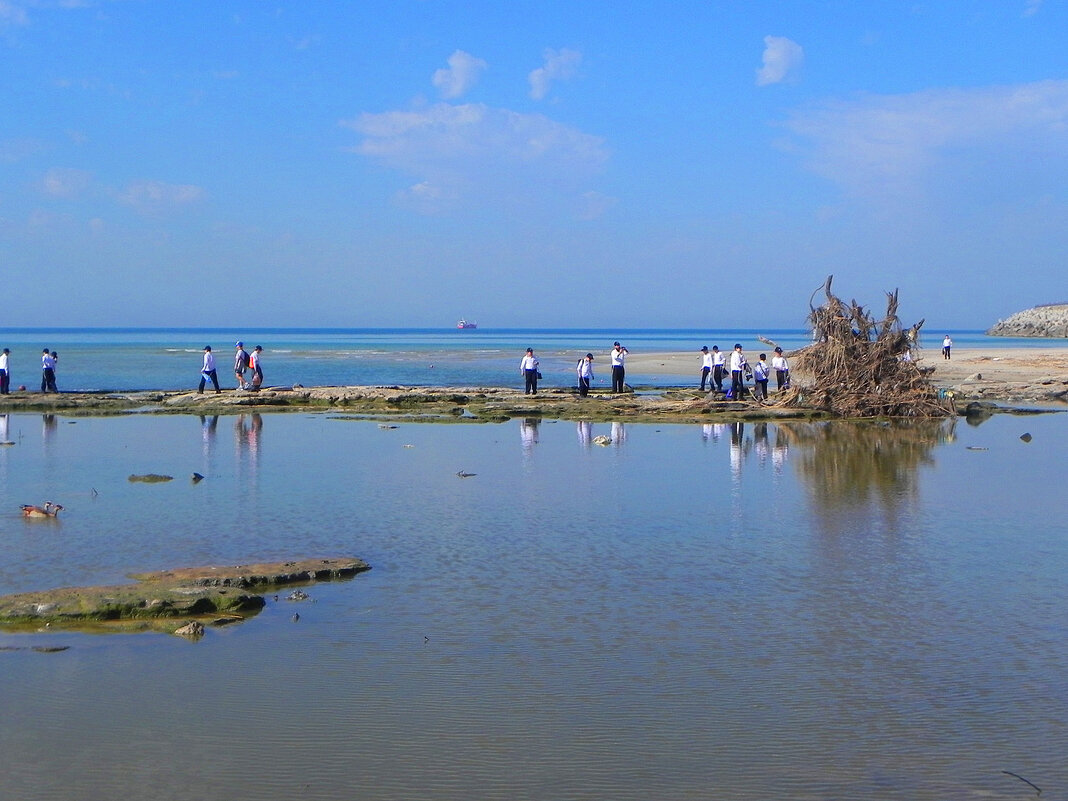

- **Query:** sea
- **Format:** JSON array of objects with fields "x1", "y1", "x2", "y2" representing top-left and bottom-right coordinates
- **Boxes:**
[
  {"x1": 0, "y1": 327, "x2": 1061, "y2": 392},
  {"x1": 1, "y1": 329, "x2": 1067, "y2": 800}
]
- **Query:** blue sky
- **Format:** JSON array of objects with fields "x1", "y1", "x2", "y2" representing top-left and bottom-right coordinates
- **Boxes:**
[{"x1": 1, "y1": 1, "x2": 1065, "y2": 330}]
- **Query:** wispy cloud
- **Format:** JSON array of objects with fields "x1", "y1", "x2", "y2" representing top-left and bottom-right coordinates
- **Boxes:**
[
  {"x1": 0, "y1": 1, "x2": 29, "y2": 27},
  {"x1": 431, "y1": 50, "x2": 487, "y2": 99},
  {"x1": 1023, "y1": 0, "x2": 1043, "y2": 17},
  {"x1": 756, "y1": 36, "x2": 803, "y2": 86},
  {"x1": 42, "y1": 167, "x2": 92, "y2": 197},
  {"x1": 342, "y1": 101, "x2": 607, "y2": 215},
  {"x1": 528, "y1": 48, "x2": 582, "y2": 100},
  {"x1": 785, "y1": 79, "x2": 1068, "y2": 201},
  {"x1": 117, "y1": 180, "x2": 204, "y2": 211}
]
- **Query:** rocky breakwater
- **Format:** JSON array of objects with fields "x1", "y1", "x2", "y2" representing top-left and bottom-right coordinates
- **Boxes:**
[
  {"x1": 0, "y1": 557, "x2": 370, "y2": 635},
  {"x1": 988, "y1": 304, "x2": 1068, "y2": 338}
]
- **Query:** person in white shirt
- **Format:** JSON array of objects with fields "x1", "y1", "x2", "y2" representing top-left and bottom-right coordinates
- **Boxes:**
[
  {"x1": 520, "y1": 348, "x2": 540, "y2": 395},
  {"x1": 699, "y1": 346, "x2": 713, "y2": 391},
  {"x1": 753, "y1": 354, "x2": 770, "y2": 400},
  {"x1": 198, "y1": 345, "x2": 221, "y2": 393},
  {"x1": 711, "y1": 345, "x2": 725, "y2": 392},
  {"x1": 250, "y1": 345, "x2": 264, "y2": 389},
  {"x1": 729, "y1": 343, "x2": 748, "y2": 399},
  {"x1": 576, "y1": 353, "x2": 595, "y2": 396},
  {"x1": 0, "y1": 348, "x2": 9, "y2": 394},
  {"x1": 40, "y1": 348, "x2": 57, "y2": 393},
  {"x1": 610, "y1": 342, "x2": 628, "y2": 393},
  {"x1": 942, "y1": 335, "x2": 952, "y2": 360},
  {"x1": 771, "y1": 347, "x2": 790, "y2": 392}
]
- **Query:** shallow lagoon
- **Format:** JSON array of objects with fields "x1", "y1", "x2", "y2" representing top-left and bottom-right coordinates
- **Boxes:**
[{"x1": 1, "y1": 410, "x2": 1066, "y2": 800}]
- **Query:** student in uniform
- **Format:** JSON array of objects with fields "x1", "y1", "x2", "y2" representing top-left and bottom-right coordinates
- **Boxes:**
[
  {"x1": 577, "y1": 353, "x2": 595, "y2": 396},
  {"x1": 711, "y1": 345, "x2": 725, "y2": 392},
  {"x1": 610, "y1": 342, "x2": 628, "y2": 393},
  {"x1": 520, "y1": 348, "x2": 540, "y2": 395},
  {"x1": 699, "y1": 346, "x2": 713, "y2": 391},
  {"x1": 199, "y1": 346, "x2": 221, "y2": 393},
  {"x1": 729, "y1": 343, "x2": 748, "y2": 399},
  {"x1": 771, "y1": 347, "x2": 790, "y2": 392},
  {"x1": 753, "y1": 354, "x2": 770, "y2": 400}
]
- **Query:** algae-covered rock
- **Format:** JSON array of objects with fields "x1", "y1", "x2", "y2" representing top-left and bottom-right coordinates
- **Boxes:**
[{"x1": 128, "y1": 473, "x2": 174, "y2": 483}]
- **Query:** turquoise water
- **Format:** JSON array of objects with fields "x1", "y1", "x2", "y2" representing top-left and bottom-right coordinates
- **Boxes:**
[
  {"x1": 1, "y1": 409, "x2": 1066, "y2": 800},
  {"x1": 0, "y1": 327, "x2": 1062, "y2": 392}
]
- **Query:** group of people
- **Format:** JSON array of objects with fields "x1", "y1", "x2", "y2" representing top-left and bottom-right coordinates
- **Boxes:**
[
  {"x1": 199, "y1": 341, "x2": 263, "y2": 394},
  {"x1": 700, "y1": 343, "x2": 790, "y2": 400},
  {"x1": 520, "y1": 341, "x2": 630, "y2": 396}
]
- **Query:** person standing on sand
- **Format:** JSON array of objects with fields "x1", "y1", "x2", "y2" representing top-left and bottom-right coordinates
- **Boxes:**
[
  {"x1": 729, "y1": 343, "x2": 748, "y2": 400},
  {"x1": 771, "y1": 347, "x2": 790, "y2": 392},
  {"x1": 942, "y1": 335, "x2": 952, "y2": 360},
  {"x1": 250, "y1": 345, "x2": 264, "y2": 389},
  {"x1": 712, "y1": 345, "x2": 725, "y2": 392},
  {"x1": 577, "y1": 353, "x2": 595, "y2": 396},
  {"x1": 234, "y1": 341, "x2": 251, "y2": 389},
  {"x1": 41, "y1": 348, "x2": 57, "y2": 393},
  {"x1": 699, "y1": 346, "x2": 713, "y2": 391},
  {"x1": 199, "y1": 346, "x2": 221, "y2": 393},
  {"x1": 610, "y1": 342, "x2": 628, "y2": 393},
  {"x1": 0, "y1": 348, "x2": 9, "y2": 394},
  {"x1": 520, "y1": 347, "x2": 540, "y2": 395}
]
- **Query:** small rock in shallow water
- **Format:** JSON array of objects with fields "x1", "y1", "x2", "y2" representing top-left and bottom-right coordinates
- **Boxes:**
[
  {"x1": 1020, "y1": 432, "x2": 1032, "y2": 442},
  {"x1": 174, "y1": 621, "x2": 205, "y2": 638},
  {"x1": 128, "y1": 474, "x2": 174, "y2": 483}
]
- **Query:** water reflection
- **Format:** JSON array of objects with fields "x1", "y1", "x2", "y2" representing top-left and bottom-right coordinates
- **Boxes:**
[
  {"x1": 234, "y1": 413, "x2": 263, "y2": 482},
  {"x1": 520, "y1": 417, "x2": 540, "y2": 455},
  {"x1": 577, "y1": 420, "x2": 592, "y2": 448}
]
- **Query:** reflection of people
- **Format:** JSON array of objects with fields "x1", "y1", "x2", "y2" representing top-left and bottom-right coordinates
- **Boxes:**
[
  {"x1": 577, "y1": 420, "x2": 592, "y2": 447},
  {"x1": 520, "y1": 348, "x2": 540, "y2": 395},
  {"x1": 41, "y1": 348, "x2": 57, "y2": 393},
  {"x1": 699, "y1": 346, "x2": 712, "y2": 391},
  {"x1": 0, "y1": 348, "x2": 9, "y2": 394},
  {"x1": 520, "y1": 417, "x2": 540, "y2": 451},
  {"x1": 199, "y1": 346, "x2": 221, "y2": 393},
  {"x1": 771, "y1": 347, "x2": 790, "y2": 392},
  {"x1": 577, "y1": 353, "x2": 594, "y2": 396},
  {"x1": 942, "y1": 335, "x2": 952, "y2": 360},
  {"x1": 610, "y1": 342, "x2": 628, "y2": 393},
  {"x1": 250, "y1": 346, "x2": 264, "y2": 389},
  {"x1": 712, "y1": 345, "x2": 725, "y2": 392},
  {"x1": 612, "y1": 421, "x2": 626, "y2": 446}
]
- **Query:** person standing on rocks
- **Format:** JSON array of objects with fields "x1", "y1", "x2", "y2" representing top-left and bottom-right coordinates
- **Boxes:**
[
  {"x1": 729, "y1": 343, "x2": 748, "y2": 400},
  {"x1": 610, "y1": 342, "x2": 628, "y2": 393},
  {"x1": 40, "y1": 348, "x2": 57, "y2": 393},
  {"x1": 250, "y1": 345, "x2": 264, "y2": 389},
  {"x1": 699, "y1": 346, "x2": 713, "y2": 391},
  {"x1": 198, "y1": 346, "x2": 221, "y2": 394},
  {"x1": 234, "y1": 341, "x2": 251, "y2": 390},
  {"x1": 577, "y1": 353, "x2": 595, "y2": 396},
  {"x1": 942, "y1": 335, "x2": 952, "y2": 360},
  {"x1": 711, "y1": 345, "x2": 725, "y2": 392},
  {"x1": 0, "y1": 348, "x2": 10, "y2": 394},
  {"x1": 520, "y1": 348, "x2": 540, "y2": 395},
  {"x1": 771, "y1": 347, "x2": 790, "y2": 392}
]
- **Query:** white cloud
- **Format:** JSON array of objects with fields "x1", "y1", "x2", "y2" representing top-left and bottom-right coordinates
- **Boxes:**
[
  {"x1": 528, "y1": 48, "x2": 582, "y2": 100},
  {"x1": 1023, "y1": 0, "x2": 1043, "y2": 16},
  {"x1": 42, "y1": 167, "x2": 92, "y2": 198},
  {"x1": 785, "y1": 79, "x2": 1068, "y2": 201},
  {"x1": 756, "y1": 36, "x2": 803, "y2": 86},
  {"x1": 118, "y1": 180, "x2": 204, "y2": 210},
  {"x1": 343, "y1": 101, "x2": 607, "y2": 214},
  {"x1": 0, "y1": 1, "x2": 29, "y2": 26},
  {"x1": 431, "y1": 50, "x2": 487, "y2": 99}
]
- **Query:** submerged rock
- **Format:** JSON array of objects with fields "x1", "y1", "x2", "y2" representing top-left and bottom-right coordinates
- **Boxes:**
[{"x1": 128, "y1": 473, "x2": 174, "y2": 483}]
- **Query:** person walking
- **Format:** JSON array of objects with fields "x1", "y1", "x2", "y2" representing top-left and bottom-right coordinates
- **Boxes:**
[
  {"x1": 577, "y1": 353, "x2": 595, "y2": 396},
  {"x1": 771, "y1": 347, "x2": 790, "y2": 392},
  {"x1": 699, "y1": 346, "x2": 713, "y2": 391},
  {"x1": 753, "y1": 354, "x2": 770, "y2": 400},
  {"x1": 234, "y1": 341, "x2": 251, "y2": 389},
  {"x1": 610, "y1": 341, "x2": 628, "y2": 393},
  {"x1": 41, "y1": 348, "x2": 57, "y2": 393},
  {"x1": 198, "y1": 345, "x2": 221, "y2": 393},
  {"x1": 729, "y1": 343, "x2": 748, "y2": 400},
  {"x1": 250, "y1": 345, "x2": 264, "y2": 389},
  {"x1": 520, "y1": 348, "x2": 540, "y2": 395},
  {"x1": 711, "y1": 345, "x2": 725, "y2": 392},
  {"x1": 942, "y1": 335, "x2": 953, "y2": 360},
  {"x1": 0, "y1": 348, "x2": 9, "y2": 394}
]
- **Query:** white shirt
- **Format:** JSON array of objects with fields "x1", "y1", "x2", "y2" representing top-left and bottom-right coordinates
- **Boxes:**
[
  {"x1": 729, "y1": 350, "x2": 746, "y2": 372},
  {"x1": 772, "y1": 355, "x2": 789, "y2": 371},
  {"x1": 42, "y1": 353, "x2": 56, "y2": 370},
  {"x1": 0, "y1": 352, "x2": 7, "y2": 371},
  {"x1": 610, "y1": 347, "x2": 626, "y2": 367},
  {"x1": 577, "y1": 359, "x2": 594, "y2": 379},
  {"x1": 202, "y1": 352, "x2": 216, "y2": 372},
  {"x1": 701, "y1": 352, "x2": 713, "y2": 369},
  {"x1": 712, "y1": 350, "x2": 725, "y2": 367},
  {"x1": 520, "y1": 354, "x2": 539, "y2": 371},
  {"x1": 754, "y1": 360, "x2": 770, "y2": 381},
  {"x1": 943, "y1": 336, "x2": 952, "y2": 347}
]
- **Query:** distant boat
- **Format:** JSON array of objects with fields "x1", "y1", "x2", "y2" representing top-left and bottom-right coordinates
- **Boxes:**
[{"x1": 457, "y1": 319, "x2": 478, "y2": 329}]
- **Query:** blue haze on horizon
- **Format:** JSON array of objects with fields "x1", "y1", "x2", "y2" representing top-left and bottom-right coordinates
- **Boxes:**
[{"x1": 0, "y1": 1, "x2": 1066, "y2": 330}]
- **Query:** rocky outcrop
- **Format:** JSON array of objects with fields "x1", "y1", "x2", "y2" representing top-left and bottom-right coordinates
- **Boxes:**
[{"x1": 988, "y1": 304, "x2": 1068, "y2": 338}]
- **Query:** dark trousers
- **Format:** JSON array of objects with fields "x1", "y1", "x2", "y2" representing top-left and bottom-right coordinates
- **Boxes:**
[
  {"x1": 612, "y1": 365, "x2": 625, "y2": 393},
  {"x1": 578, "y1": 376, "x2": 590, "y2": 396},
  {"x1": 0, "y1": 369, "x2": 8, "y2": 394},
  {"x1": 713, "y1": 365, "x2": 724, "y2": 391},
  {"x1": 42, "y1": 368, "x2": 57, "y2": 393},
  {"x1": 524, "y1": 369, "x2": 538, "y2": 395},
  {"x1": 199, "y1": 370, "x2": 220, "y2": 393},
  {"x1": 943, "y1": 347, "x2": 951, "y2": 360},
  {"x1": 775, "y1": 370, "x2": 789, "y2": 391},
  {"x1": 700, "y1": 366, "x2": 710, "y2": 391},
  {"x1": 731, "y1": 370, "x2": 745, "y2": 399},
  {"x1": 755, "y1": 379, "x2": 768, "y2": 400}
]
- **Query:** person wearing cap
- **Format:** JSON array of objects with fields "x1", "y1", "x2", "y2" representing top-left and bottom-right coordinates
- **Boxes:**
[
  {"x1": 699, "y1": 346, "x2": 713, "y2": 391},
  {"x1": 234, "y1": 341, "x2": 251, "y2": 390},
  {"x1": 753, "y1": 353, "x2": 770, "y2": 400},
  {"x1": 729, "y1": 343, "x2": 748, "y2": 399},
  {"x1": 520, "y1": 347, "x2": 540, "y2": 395},
  {"x1": 249, "y1": 345, "x2": 264, "y2": 390},
  {"x1": 771, "y1": 347, "x2": 790, "y2": 392},
  {"x1": 711, "y1": 345, "x2": 725, "y2": 392},
  {"x1": 198, "y1": 346, "x2": 221, "y2": 393},
  {"x1": 610, "y1": 342, "x2": 628, "y2": 393},
  {"x1": 577, "y1": 353, "x2": 595, "y2": 396}
]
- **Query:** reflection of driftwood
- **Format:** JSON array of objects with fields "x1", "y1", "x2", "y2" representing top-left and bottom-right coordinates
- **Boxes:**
[{"x1": 779, "y1": 276, "x2": 952, "y2": 418}]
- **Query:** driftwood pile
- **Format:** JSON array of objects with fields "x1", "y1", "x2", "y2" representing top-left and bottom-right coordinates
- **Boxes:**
[{"x1": 778, "y1": 276, "x2": 953, "y2": 418}]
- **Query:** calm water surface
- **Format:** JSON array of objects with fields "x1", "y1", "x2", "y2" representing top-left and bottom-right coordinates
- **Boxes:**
[{"x1": 0, "y1": 410, "x2": 1066, "y2": 800}]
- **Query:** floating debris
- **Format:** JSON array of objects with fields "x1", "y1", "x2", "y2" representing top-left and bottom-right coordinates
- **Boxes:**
[
  {"x1": 456, "y1": 470, "x2": 476, "y2": 478},
  {"x1": 191, "y1": 472, "x2": 205, "y2": 483},
  {"x1": 1020, "y1": 433, "x2": 1033, "y2": 442},
  {"x1": 286, "y1": 589, "x2": 310, "y2": 601},
  {"x1": 128, "y1": 474, "x2": 174, "y2": 483},
  {"x1": 592, "y1": 435, "x2": 612, "y2": 446},
  {"x1": 21, "y1": 502, "x2": 63, "y2": 518}
]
